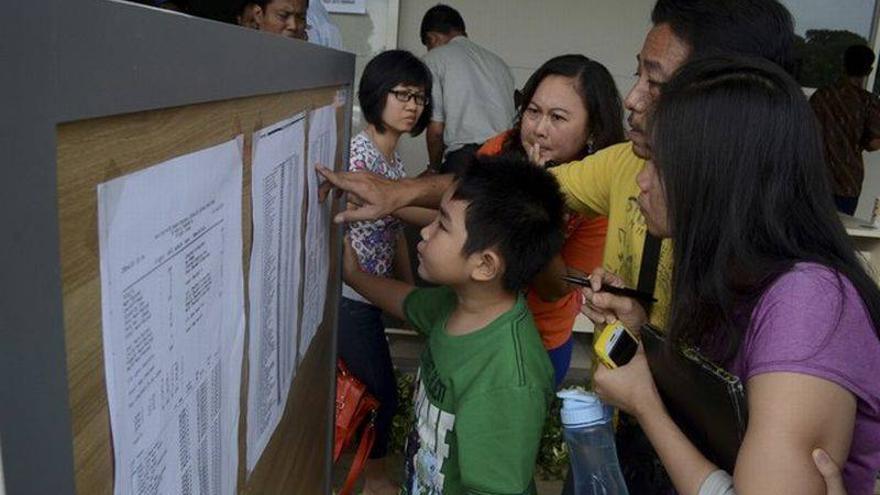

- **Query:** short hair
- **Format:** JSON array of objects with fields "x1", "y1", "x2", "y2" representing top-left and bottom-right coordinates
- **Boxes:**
[
  {"x1": 509, "y1": 54, "x2": 625, "y2": 159},
  {"x1": 358, "y1": 50, "x2": 433, "y2": 136},
  {"x1": 844, "y1": 44, "x2": 875, "y2": 77},
  {"x1": 451, "y1": 155, "x2": 565, "y2": 292},
  {"x1": 651, "y1": 0, "x2": 796, "y2": 74},
  {"x1": 420, "y1": 4, "x2": 466, "y2": 45}
]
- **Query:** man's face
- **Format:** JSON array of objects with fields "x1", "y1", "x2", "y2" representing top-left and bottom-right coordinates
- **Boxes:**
[
  {"x1": 623, "y1": 23, "x2": 690, "y2": 159},
  {"x1": 255, "y1": 0, "x2": 309, "y2": 41}
]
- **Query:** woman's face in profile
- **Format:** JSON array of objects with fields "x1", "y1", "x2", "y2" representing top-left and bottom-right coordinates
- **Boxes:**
[
  {"x1": 519, "y1": 75, "x2": 591, "y2": 164},
  {"x1": 636, "y1": 159, "x2": 671, "y2": 238}
]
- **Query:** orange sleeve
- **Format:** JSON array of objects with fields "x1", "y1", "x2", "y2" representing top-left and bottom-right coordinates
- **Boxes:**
[
  {"x1": 561, "y1": 215, "x2": 608, "y2": 274},
  {"x1": 477, "y1": 130, "x2": 514, "y2": 157},
  {"x1": 528, "y1": 215, "x2": 608, "y2": 350}
]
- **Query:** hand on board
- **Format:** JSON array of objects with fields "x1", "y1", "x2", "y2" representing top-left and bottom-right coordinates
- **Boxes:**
[{"x1": 316, "y1": 165, "x2": 401, "y2": 224}]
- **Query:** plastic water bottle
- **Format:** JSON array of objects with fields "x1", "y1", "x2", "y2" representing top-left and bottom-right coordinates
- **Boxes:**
[{"x1": 558, "y1": 390, "x2": 629, "y2": 495}]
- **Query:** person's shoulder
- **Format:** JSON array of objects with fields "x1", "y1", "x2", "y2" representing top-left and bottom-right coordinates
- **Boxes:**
[
  {"x1": 477, "y1": 129, "x2": 515, "y2": 157},
  {"x1": 752, "y1": 262, "x2": 870, "y2": 336},
  {"x1": 765, "y1": 262, "x2": 843, "y2": 296},
  {"x1": 424, "y1": 40, "x2": 460, "y2": 61},
  {"x1": 582, "y1": 142, "x2": 644, "y2": 173},
  {"x1": 467, "y1": 38, "x2": 505, "y2": 61},
  {"x1": 405, "y1": 286, "x2": 457, "y2": 315},
  {"x1": 350, "y1": 131, "x2": 374, "y2": 152},
  {"x1": 741, "y1": 263, "x2": 880, "y2": 404},
  {"x1": 604, "y1": 141, "x2": 638, "y2": 158},
  {"x1": 349, "y1": 131, "x2": 377, "y2": 163},
  {"x1": 810, "y1": 84, "x2": 834, "y2": 99},
  {"x1": 859, "y1": 86, "x2": 880, "y2": 104},
  {"x1": 408, "y1": 285, "x2": 456, "y2": 305},
  {"x1": 506, "y1": 299, "x2": 555, "y2": 375}
]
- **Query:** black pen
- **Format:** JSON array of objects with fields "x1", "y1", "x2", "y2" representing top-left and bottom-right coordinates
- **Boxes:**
[{"x1": 560, "y1": 274, "x2": 657, "y2": 304}]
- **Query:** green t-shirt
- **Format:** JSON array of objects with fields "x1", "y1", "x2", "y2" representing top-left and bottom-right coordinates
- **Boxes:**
[{"x1": 402, "y1": 286, "x2": 555, "y2": 495}]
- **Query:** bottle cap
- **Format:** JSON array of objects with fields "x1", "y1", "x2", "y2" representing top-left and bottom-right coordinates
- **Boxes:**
[{"x1": 557, "y1": 389, "x2": 606, "y2": 427}]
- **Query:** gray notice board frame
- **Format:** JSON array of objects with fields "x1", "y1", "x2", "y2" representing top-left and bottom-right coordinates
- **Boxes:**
[{"x1": 0, "y1": 1, "x2": 354, "y2": 494}]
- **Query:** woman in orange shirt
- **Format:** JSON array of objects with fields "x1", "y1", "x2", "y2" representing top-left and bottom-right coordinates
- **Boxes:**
[{"x1": 478, "y1": 54, "x2": 625, "y2": 385}]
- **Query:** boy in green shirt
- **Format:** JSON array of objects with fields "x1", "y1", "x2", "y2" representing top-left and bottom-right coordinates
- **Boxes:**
[{"x1": 342, "y1": 156, "x2": 562, "y2": 494}]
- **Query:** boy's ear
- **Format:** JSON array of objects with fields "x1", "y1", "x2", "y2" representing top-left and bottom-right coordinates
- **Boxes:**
[{"x1": 470, "y1": 249, "x2": 504, "y2": 284}]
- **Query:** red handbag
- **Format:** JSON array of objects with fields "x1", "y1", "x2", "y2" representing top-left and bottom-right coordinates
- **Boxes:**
[{"x1": 334, "y1": 359, "x2": 380, "y2": 495}]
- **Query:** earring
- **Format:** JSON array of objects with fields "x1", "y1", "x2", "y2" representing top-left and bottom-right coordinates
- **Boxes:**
[{"x1": 587, "y1": 140, "x2": 595, "y2": 155}]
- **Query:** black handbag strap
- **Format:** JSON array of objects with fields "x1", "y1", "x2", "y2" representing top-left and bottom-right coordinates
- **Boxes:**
[{"x1": 637, "y1": 233, "x2": 662, "y2": 303}]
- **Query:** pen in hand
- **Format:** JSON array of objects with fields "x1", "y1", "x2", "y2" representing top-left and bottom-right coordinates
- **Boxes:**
[{"x1": 560, "y1": 274, "x2": 657, "y2": 304}]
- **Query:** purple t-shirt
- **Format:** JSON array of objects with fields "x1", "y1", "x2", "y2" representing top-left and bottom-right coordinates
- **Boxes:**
[{"x1": 725, "y1": 263, "x2": 880, "y2": 494}]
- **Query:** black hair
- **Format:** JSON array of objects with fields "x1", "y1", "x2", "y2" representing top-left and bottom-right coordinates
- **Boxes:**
[
  {"x1": 251, "y1": 0, "x2": 308, "y2": 8},
  {"x1": 450, "y1": 155, "x2": 565, "y2": 292},
  {"x1": 650, "y1": 55, "x2": 880, "y2": 360},
  {"x1": 420, "y1": 4, "x2": 466, "y2": 45},
  {"x1": 651, "y1": 0, "x2": 796, "y2": 74},
  {"x1": 505, "y1": 54, "x2": 625, "y2": 160},
  {"x1": 358, "y1": 50, "x2": 433, "y2": 136},
  {"x1": 844, "y1": 44, "x2": 876, "y2": 77}
]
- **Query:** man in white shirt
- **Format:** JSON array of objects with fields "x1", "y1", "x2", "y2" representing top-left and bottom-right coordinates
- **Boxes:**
[{"x1": 420, "y1": 4, "x2": 516, "y2": 174}]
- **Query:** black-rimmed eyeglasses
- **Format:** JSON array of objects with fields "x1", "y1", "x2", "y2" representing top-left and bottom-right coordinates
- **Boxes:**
[{"x1": 389, "y1": 90, "x2": 428, "y2": 106}]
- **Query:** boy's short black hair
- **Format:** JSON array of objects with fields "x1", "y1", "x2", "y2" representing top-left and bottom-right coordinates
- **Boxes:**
[
  {"x1": 844, "y1": 44, "x2": 875, "y2": 77},
  {"x1": 451, "y1": 155, "x2": 565, "y2": 292},
  {"x1": 359, "y1": 50, "x2": 433, "y2": 136},
  {"x1": 420, "y1": 4, "x2": 466, "y2": 45}
]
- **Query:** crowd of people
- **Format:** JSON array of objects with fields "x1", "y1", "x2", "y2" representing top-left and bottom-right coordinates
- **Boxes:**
[
  {"x1": 139, "y1": 0, "x2": 880, "y2": 493},
  {"x1": 317, "y1": 1, "x2": 880, "y2": 495}
]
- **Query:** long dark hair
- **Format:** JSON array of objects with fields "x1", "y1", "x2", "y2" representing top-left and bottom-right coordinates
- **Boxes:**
[
  {"x1": 504, "y1": 54, "x2": 625, "y2": 160},
  {"x1": 651, "y1": 56, "x2": 880, "y2": 360}
]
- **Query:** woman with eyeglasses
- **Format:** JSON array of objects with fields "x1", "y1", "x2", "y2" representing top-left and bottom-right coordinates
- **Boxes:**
[{"x1": 337, "y1": 49, "x2": 432, "y2": 495}]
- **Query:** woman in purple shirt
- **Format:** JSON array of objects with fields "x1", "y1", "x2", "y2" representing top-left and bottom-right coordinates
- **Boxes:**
[{"x1": 589, "y1": 56, "x2": 880, "y2": 494}]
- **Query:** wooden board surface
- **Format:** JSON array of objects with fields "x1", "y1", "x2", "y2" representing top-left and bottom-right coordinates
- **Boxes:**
[{"x1": 57, "y1": 87, "x2": 345, "y2": 495}]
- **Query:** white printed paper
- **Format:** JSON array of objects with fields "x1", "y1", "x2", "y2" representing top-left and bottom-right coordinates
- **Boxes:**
[
  {"x1": 321, "y1": 0, "x2": 366, "y2": 14},
  {"x1": 246, "y1": 114, "x2": 307, "y2": 472},
  {"x1": 97, "y1": 138, "x2": 245, "y2": 495},
  {"x1": 300, "y1": 104, "x2": 337, "y2": 359}
]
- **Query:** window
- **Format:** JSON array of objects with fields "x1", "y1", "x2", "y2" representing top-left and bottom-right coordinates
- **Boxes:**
[{"x1": 779, "y1": 0, "x2": 879, "y2": 89}]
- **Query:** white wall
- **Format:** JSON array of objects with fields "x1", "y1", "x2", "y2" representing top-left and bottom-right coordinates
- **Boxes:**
[
  {"x1": 329, "y1": 0, "x2": 399, "y2": 103},
  {"x1": 859, "y1": 154, "x2": 880, "y2": 219},
  {"x1": 332, "y1": 0, "x2": 652, "y2": 176}
]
